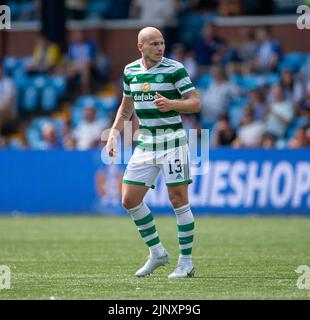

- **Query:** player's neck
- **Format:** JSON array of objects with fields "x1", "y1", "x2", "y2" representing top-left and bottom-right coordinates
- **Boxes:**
[{"x1": 141, "y1": 57, "x2": 160, "y2": 70}]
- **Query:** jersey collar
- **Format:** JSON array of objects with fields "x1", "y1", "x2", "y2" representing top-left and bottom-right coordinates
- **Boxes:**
[{"x1": 140, "y1": 57, "x2": 164, "y2": 72}]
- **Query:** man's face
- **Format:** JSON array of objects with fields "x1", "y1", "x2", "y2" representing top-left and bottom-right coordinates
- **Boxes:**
[
  {"x1": 84, "y1": 107, "x2": 96, "y2": 122},
  {"x1": 139, "y1": 34, "x2": 165, "y2": 63}
]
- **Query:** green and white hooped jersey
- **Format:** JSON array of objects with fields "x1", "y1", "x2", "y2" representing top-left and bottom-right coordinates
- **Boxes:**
[{"x1": 123, "y1": 57, "x2": 196, "y2": 151}]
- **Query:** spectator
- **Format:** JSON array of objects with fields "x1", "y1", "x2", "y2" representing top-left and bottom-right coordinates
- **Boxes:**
[
  {"x1": 212, "y1": 114, "x2": 236, "y2": 147},
  {"x1": 265, "y1": 84, "x2": 294, "y2": 139},
  {"x1": 182, "y1": 114, "x2": 202, "y2": 138},
  {"x1": 0, "y1": 135, "x2": 5, "y2": 148},
  {"x1": 212, "y1": 41, "x2": 241, "y2": 66},
  {"x1": 238, "y1": 28, "x2": 258, "y2": 63},
  {"x1": 40, "y1": 123, "x2": 61, "y2": 150},
  {"x1": 201, "y1": 65, "x2": 240, "y2": 122},
  {"x1": 26, "y1": 36, "x2": 63, "y2": 75},
  {"x1": 280, "y1": 68, "x2": 304, "y2": 106},
  {"x1": 192, "y1": 23, "x2": 225, "y2": 69},
  {"x1": 233, "y1": 105, "x2": 265, "y2": 147},
  {"x1": 62, "y1": 120, "x2": 76, "y2": 150},
  {"x1": 0, "y1": 63, "x2": 16, "y2": 135},
  {"x1": 73, "y1": 105, "x2": 106, "y2": 150},
  {"x1": 170, "y1": 43, "x2": 198, "y2": 80},
  {"x1": 248, "y1": 88, "x2": 268, "y2": 121},
  {"x1": 66, "y1": 30, "x2": 97, "y2": 94},
  {"x1": 261, "y1": 132, "x2": 277, "y2": 148},
  {"x1": 252, "y1": 26, "x2": 281, "y2": 73},
  {"x1": 288, "y1": 125, "x2": 309, "y2": 148},
  {"x1": 300, "y1": 95, "x2": 310, "y2": 126}
]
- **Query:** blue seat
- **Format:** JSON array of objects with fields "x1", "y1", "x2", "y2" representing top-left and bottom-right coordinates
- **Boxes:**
[
  {"x1": 229, "y1": 98, "x2": 248, "y2": 129},
  {"x1": 86, "y1": 0, "x2": 111, "y2": 19},
  {"x1": 41, "y1": 86, "x2": 58, "y2": 111},
  {"x1": 74, "y1": 95, "x2": 96, "y2": 108},
  {"x1": 13, "y1": 68, "x2": 30, "y2": 89},
  {"x1": 3, "y1": 57, "x2": 18, "y2": 76},
  {"x1": 278, "y1": 52, "x2": 306, "y2": 73},
  {"x1": 96, "y1": 96, "x2": 118, "y2": 111},
  {"x1": 47, "y1": 76, "x2": 67, "y2": 99},
  {"x1": 241, "y1": 75, "x2": 261, "y2": 91},
  {"x1": 25, "y1": 127, "x2": 42, "y2": 149},
  {"x1": 229, "y1": 74, "x2": 244, "y2": 87},
  {"x1": 286, "y1": 117, "x2": 307, "y2": 140},
  {"x1": 262, "y1": 73, "x2": 280, "y2": 86},
  {"x1": 22, "y1": 86, "x2": 39, "y2": 112},
  {"x1": 71, "y1": 107, "x2": 84, "y2": 127},
  {"x1": 6, "y1": 1, "x2": 21, "y2": 20},
  {"x1": 32, "y1": 75, "x2": 48, "y2": 90},
  {"x1": 8, "y1": 138, "x2": 23, "y2": 149},
  {"x1": 195, "y1": 73, "x2": 212, "y2": 90}
]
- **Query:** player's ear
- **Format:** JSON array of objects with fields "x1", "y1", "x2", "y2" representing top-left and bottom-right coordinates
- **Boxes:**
[{"x1": 137, "y1": 42, "x2": 143, "y2": 52}]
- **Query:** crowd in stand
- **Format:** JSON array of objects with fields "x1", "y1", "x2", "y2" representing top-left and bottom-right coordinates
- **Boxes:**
[{"x1": 1, "y1": 1, "x2": 310, "y2": 150}]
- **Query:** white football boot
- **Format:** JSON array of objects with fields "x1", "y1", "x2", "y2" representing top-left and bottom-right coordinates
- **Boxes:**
[
  {"x1": 168, "y1": 264, "x2": 195, "y2": 279},
  {"x1": 135, "y1": 251, "x2": 170, "y2": 277}
]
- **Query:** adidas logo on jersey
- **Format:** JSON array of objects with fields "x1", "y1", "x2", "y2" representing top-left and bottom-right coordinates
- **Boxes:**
[
  {"x1": 176, "y1": 174, "x2": 183, "y2": 180},
  {"x1": 132, "y1": 77, "x2": 138, "y2": 82}
]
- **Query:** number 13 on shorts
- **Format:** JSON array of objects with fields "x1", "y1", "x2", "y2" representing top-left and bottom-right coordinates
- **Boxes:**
[{"x1": 163, "y1": 147, "x2": 192, "y2": 187}]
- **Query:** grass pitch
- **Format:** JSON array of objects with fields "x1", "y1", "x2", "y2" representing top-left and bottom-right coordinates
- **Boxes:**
[{"x1": 0, "y1": 215, "x2": 309, "y2": 300}]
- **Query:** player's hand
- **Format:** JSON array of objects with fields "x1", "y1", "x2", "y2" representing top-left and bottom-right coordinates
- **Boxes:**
[
  {"x1": 154, "y1": 92, "x2": 174, "y2": 112},
  {"x1": 106, "y1": 135, "x2": 117, "y2": 157}
]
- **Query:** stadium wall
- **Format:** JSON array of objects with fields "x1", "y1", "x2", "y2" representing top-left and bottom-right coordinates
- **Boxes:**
[{"x1": 0, "y1": 149, "x2": 309, "y2": 215}]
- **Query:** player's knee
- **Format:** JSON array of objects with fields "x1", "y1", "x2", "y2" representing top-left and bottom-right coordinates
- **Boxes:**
[
  {"x1": 169, "y1": 192, "x2": 187, "y2": 208},
  {"x1": 122, "y1": 196, "x2": 137, "y2": 210}
]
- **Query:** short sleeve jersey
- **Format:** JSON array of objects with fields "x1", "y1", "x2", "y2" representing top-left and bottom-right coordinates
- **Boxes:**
[{"x1": 123, "y1": 57, "x2": 196, "y2": 151}]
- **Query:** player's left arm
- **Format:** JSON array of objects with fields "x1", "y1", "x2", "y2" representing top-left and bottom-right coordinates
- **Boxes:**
[{"x1": 154, "y1": 90, "x2": 201, "y2": 114}]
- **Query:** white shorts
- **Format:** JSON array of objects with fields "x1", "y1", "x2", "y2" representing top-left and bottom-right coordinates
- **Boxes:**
[{"x1": 123, "y1": 145, "x2": 192, "y2": 188}]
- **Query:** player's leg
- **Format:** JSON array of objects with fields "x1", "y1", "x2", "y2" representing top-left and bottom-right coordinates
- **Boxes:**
[
  {"x1": 161, "y1": 145, "x2": 195, "y2": 278},
  {"x1": 167, "y1": 184, "x2": 195, "y2": 279},
  {"x1": 121, "y1": 182, "x2": 149, "y2": 209},
  {"x1": 122, "y1": 151, "x2": 170, "y2": 276}
]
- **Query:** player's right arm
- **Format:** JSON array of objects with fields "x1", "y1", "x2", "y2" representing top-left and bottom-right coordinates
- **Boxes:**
[{"x1": 105, "y1": 95, "x2": 134, "y2": 157}]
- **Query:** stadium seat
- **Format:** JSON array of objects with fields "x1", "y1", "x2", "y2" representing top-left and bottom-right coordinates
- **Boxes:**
[
  {"x1": 96, "y1": 96, "x2": 118, "y2": 111},
  {"x1": 48, "y1": 76, "x2": 67, "y2": 99},
  {"x1": 195, "y1": 73, "x2": 212, "y2": 90},
  {"x1": 86, "y1": 0, "x2": 111, "y2": 19},
  {"x1": 229, "y1": 73, "x2": 244, "y2": 88},
  {"x1": 26, "y1": 117, "x2": 65, "y2": 149},
  {"x1": 241, "y1": 75, "x2": 261, "y2": 92},
  {"x1": 13, "y1": 68, "x2": 29, "y2": 89},
  {"x1": 25, "y1": 127, "x2": 42, "y2": 149},
  {"x1": 33, "y1": 75, "x2": 48, "y2": 90},
  {"x1": 71, "y1": 107, "x2": 84, "y2": 127},
  {"x1": 22, "y1": 86, "x2": 39, "y2": 112},
  {"x1": 278, "y1": 52, "x2": 306, "y2": 73},
  {"x1": 286, "y1": 117, "x2": 308, "y2": 140},
  {"x1": 261, "y1": 73, "x2": 280, "y2": 87},
  {"x1": 75, "y1": 96, "x2": 97, "y2": 109},
  {"x1": 41, "y1": 86, "x2": 58, "y2": 112},
  {"x1": 6, "y1": 1, "x2": 21, "y2": 20},
  {"x1": 8, "y1": 138, "x2": 23, "y2": 150},
  {"x1": 228, "y1": 98, "x2": 248, "y2": 129}
]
